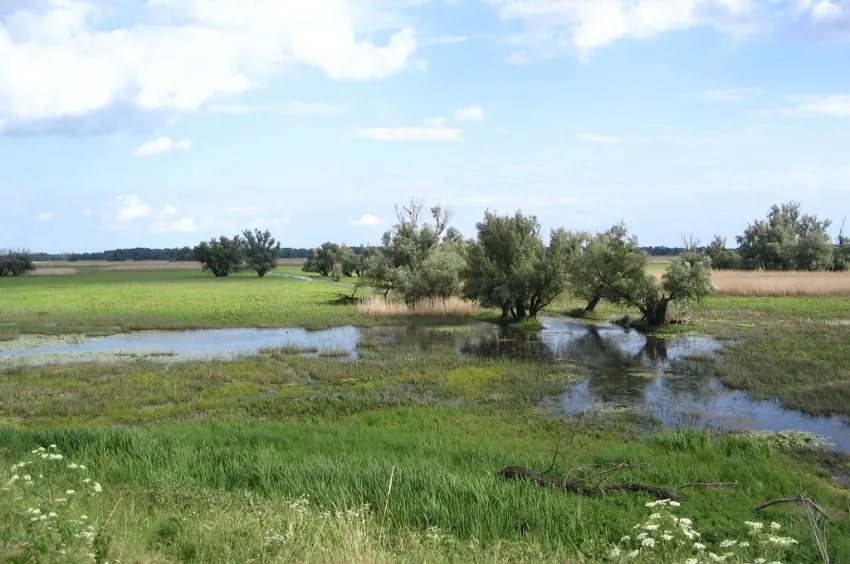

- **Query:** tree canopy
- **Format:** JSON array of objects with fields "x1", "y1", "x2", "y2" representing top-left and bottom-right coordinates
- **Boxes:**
[
  {"x1": 464, "y1": 211, "x2": 579, "y2": 320},
  {"x1": 242, "y1": 229, "x2": 281, "y2": 277},
  {"x1": 194, "y1": 236, "x2": 245, "y2": 277}
]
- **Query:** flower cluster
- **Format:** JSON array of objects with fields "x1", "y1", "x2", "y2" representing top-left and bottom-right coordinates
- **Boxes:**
[
  {"x1": 1, "y1": 445, "x2": 109, "y2": 563},
  {"x1": 607, "y1": 501, "x2": 799, "y2": 564}
]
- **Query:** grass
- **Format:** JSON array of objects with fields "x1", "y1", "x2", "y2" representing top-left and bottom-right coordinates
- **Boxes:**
[
  {"x1": 4, "y1": 264, "x2": 850, "y2": 561},
  {"x1": 2, "y1": 410, "x2": 849, "y2": 562},
  {"x1": 0, "y1": 269, "x2": 365, "y2": 334}
]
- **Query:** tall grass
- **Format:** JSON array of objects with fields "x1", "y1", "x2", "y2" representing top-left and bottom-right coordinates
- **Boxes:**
[
  {"x1": 358, "y1": 297, "x2": 478, "y2": 318},
  {"x1": 650, "y1": 270, "x2": 850, "y2": 297}
]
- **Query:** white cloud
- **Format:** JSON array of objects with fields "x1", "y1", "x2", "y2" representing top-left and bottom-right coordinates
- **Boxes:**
[
  {"x1": 157, "y1": 205, "x2": 179, "y2": 217},
  {"x1": 493, "y1": 0, "x2": 764, "y2": 60},
  {"x1": 577, "y1": 133, "x2": 619, "y2": 144},
  {"x1": 774, "y1": 94, "x2": 850, "y2": 117},
  {"x1": 691, "y1": 87, "x2": 763, "y2": 101},
  {"x1": 220, "y1": 205, "x2": 260, "y2": 213},
  {"x1": 151, "y1": 217, "x2": 196, "y2": 234},
  {"x1": 134, "y1": 137, "x2": 193, "y2": 157},
  {"x1": 357, "y1": 127, "x2": 463, "y2": 141},
  {"x1": 82, "y1": 209, "x2": 95, "y2": 216},
  {"x1": 797, "y1": 0, "x2": 845, "y2": 22},
  {"x1": 350, "y1": 214, "x2": 384, "y2": 226},
  {"x1": 454, "y1": 105, "x2": 484, "y2": 122},
  {"x1": 0, "y1": 0, "x2": 416, "y2": 133},
  {"x1": 251, "y1": 216, "x2": 290, "y2": 227},
  {"x1": 423, "y1": 116, "x2": 448, "y2": 127},
  {"x1": 208, "y1": 101, "x2": 343, "y2": 116},
  {"x1": 103, "y1": 195, "x2": 151, "y2": 225},
  {"x1": 35, "y1": 212, "x2": 54, "y2": 221}
]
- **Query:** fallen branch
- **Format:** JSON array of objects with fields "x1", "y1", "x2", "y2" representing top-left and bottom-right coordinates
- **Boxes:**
[
  {"x1": 499, "y1": 466, "x2": 681, "y2": 501},
  {"x1": 754, "y1": 495, "x2": 830, "y2": 520}
]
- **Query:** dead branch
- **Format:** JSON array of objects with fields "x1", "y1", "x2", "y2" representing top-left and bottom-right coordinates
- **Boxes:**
[
  {"x1": 754, "y1": 495, "x2": 830, "y2": 520},
  {"x1": 499, "y1": 466, "x2": 681, "y2": 501},
  {"x1": 678, "y1": 482, "x2": 739, "y2": 490}
]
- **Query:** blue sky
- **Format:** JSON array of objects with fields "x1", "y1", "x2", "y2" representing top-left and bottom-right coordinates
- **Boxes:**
[{"x1": 1, "y1": 0, "x2": 849, "y2": 253}]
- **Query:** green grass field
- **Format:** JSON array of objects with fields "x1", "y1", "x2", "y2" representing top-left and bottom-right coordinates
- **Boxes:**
[{"x1": 2, "y1": 267, "x2": 850, "y2": 562}]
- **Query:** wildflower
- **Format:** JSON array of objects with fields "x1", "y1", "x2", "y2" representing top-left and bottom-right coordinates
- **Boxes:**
[
  {"x1": 685, "y1": 560, "x2": 699, "y2": 564},
  {"x1": 708, "y1": 553, "x2": 723, "y2": 562},
  {"x1": 23, "y1": 475, "x2": 32, "y2": 481},
  {"x1": 693, "y1": 542, "x2": 706, "y2": 551},
  {"x1": 641, "y1": 538, "x2": 655, "y2": 548},
  {"x1": 620, "y1": 536, "x2": 631, "y2": 543},
  {"x1": 669, "y1": 501, "x2": 681, "y2": 507},
  {"x1": 642, "y1": 523, "x2": 660, "y2": 531},
  {"x1": 739, "y1": 541, "x2": 750, "y2": 547},
  {"x1": 92, "y1": 482, "x2": 102, "y2": 493},
  {"x1": 66, "y1": 490, "x2": 75, "y2": 495},
  {"x1": 720, "y1": 540, "x2": 737, "y2": 548},
  {"x1": 636, "y1": 532, "x2": 648, "y2": 540},
  {"x1": 754, "y1": 560, "x2": 766, "y2": 564},
  {"x1": 661, "y1": 534, "x2": 674, "y2": 541},
  {"x1": 678, "y1": 518, "x2": 693, "y2": 527},
  {"x1": 765, "y1": 535, "x2": 797, "y2": 546},
  {"x1": 608, "y1": 548, "x2": 621, "y2": 558},
  {"x1": 49, "y1": 444, "x2": 57, "y2": 449},
  {"x1": 68, "y1": 463, "x2": 79, "y2": 469},
  {"x1": 80, "y1": 515, "x2": 88, "y2": 520},
  {"x1": 770, "y1": 522, "x2": 781, "y2": 530},
  {"x1": 55, "y1": 498, "x2": 67, "y2": 503},
  {"x1": 649, "y1": 512, "x2": 662, "y2": 520},
  {"x1": 49, "y1": 512, "x2": 57, "y2": 518},
  {"x1": 744, "y1": 521, "x2": 764, "y2": 530},
  {"x1": 627, "y1": 550, "x2": 639, "y2": 558},
  {"x1": 83, "y1": 478, "x2": 91, "y2": 483}
]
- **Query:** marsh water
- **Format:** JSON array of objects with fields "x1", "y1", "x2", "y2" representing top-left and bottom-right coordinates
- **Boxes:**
[{"x1": 2, "y1": 320, "x2": 849, "y2": 452}]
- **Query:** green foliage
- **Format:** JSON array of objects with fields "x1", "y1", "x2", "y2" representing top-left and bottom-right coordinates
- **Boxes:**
[
  {"x1": 567, "y1": 223, "x2": 648, "y2": 313},
  {"x1": 705, "y1": 236, "x2": 743, "y2": 270},
  {"x1": 360, "y1": 200, "x2": 466, "y2": 304},
  {"x1": 194, "y1": 236, "x2": 245, "y2": 277},
  {"x1": 736, "y1": 201, "x2": 836, "y2": 271},
  {"x1": 465, "y1": 211, "x2": 578, "y2": 320},
  {"x1": 303, "y1": 242, "x2": 357, "y2": 279},
  {"x1": 241, "y1": 229, "x2": 281, "y2": 277},
  {"x1": 0, "y1": 250, "x2": 35, "y2": 277}
]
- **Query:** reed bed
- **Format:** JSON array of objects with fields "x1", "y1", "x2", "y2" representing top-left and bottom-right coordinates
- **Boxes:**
[
  {"x1": 27, "y1": 267, "x2": 78, "y2": 276},
  {"x1": 651, "y1": 270, "x2": 850, "y2": 297},
  {"x1": 358, "y1": 296, "x2": 478, "y2": 317}
]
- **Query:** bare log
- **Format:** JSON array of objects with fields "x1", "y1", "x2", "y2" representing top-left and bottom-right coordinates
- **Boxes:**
[{"x1": 499, "y1": 466, "x2": 681, "y2": 501}]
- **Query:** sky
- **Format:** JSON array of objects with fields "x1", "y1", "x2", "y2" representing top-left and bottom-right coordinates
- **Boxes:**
[{"x1": 1, "y1": 0, "x2": 849, "y2": 253}]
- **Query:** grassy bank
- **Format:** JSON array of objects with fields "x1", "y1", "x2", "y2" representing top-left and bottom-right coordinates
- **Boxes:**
[{"x1": 3, "y1": 409, "x2": 849, "y2": 563}]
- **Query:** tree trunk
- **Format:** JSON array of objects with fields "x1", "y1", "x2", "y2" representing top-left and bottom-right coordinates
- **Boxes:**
[
  {"x1": 514, "y1": 300, "x2": 527, "y2": 321},
  {"x1": 501, "y1": 303, "x2": 511, "y2": 319},
  {"x1": 584, "y1": 295, "x2": 601, "y2": 313},
  {"x1": 644, "y1": 298, "x2": 670, "y2": 326}
]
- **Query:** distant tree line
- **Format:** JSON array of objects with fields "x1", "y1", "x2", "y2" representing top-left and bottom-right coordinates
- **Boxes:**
[
  {"x1": 31, "y1": 247, "x2": 313, "y2": 262},
  {"x1": 0, "y1": 250, "x2": 35, "y2": 277}
]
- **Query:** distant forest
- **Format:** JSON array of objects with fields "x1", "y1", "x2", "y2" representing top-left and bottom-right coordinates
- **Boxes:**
[{"x1": 32, "y1": 245, "x2": 688, "y2": 262}]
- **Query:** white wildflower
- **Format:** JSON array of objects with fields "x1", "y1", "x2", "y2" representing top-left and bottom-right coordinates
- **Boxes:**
[
  {"x1": 49, "y1": 444, "x2": 57, "y2": 449},
  {"x1": 669, "y1": 501, "x2": 681, "y2": 507},
  {"x1": 739, "y1": 541, "x2": 750, "y2": 547},
  {"x1": 693, "y1": 542, "x2": 706, "y2": 551},
  {"x1": 83, "y1": 478, "x2": 91, "y2": 483},
  {"x1": 636, "y1": 532, "x2": 648, "y2": 540},
  {"x1": 649, "y1": 512, "x2": 662, "y2": 520},
  {"x1": 620, "y1": 536, "x2": 631, "y2": 543},
  {"x1": 608, "y1": 548, "x2": 621, "y2": 559},
  {"x1": 678, "y1": 518, "x2": 693, "y2": 526},
  {"x1": 770, "y1": 522, "x2": 781, "y2": 530},
  {"x1": 720, "y1": 540, "x2": 737, "y2": 548},
  {"x1": 49, "y1": 512, "x2": 57, "y2": 518},
  {"x1": 92, "y1": 482, "x2": 102, "y2": 493},
  {"x1": 22, "y1": 475, "x2": 31, "y2": 481},
  {"x1": 685, "y1": 560, "x2": 699, "y2": 564},
  {"x1": 627, "y1": 550, "x2": 639, "y2": 558},
  {"x1": 66, "y1": 490, "x2": 75, "y2": 495},
  {"x1": 744, "y1": 521, "x2": 764, "y2": 530},
  {"x1": 641, "y1": 538, "x2": 655, "y2": 548},
  {"x1": 642, "y1": 523, "x2": 660, "y2": 531},
  {"x1": 662, "y1": 534, "x2": 674, "y2": 541},
  {"x1": 754, "y1": 559, "x2": 766, "y2": 564}
]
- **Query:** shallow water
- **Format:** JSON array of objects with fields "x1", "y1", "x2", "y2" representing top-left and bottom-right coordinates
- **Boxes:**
[{"x1": 2, "y1": 320, "x2": 849, "y2": 453}]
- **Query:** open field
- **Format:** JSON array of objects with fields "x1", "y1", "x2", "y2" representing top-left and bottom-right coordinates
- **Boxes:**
[
  {"x1": 2, "y1": 269, "x2": 850, "y2": 562},
  {"x1": 650, "y1": 270, "x2": 850, "y2": 297},
  {"x1": 0, "y1": 269, "x2": 362, "y2": 337},
  {"x1": 32, "y1": 257, "x2": 306, "y2": 271}
]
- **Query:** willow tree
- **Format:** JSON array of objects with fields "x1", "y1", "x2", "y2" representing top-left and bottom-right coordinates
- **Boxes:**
[{"x1": 464, "y1": 211, "x2": 580, "y2": 321}]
